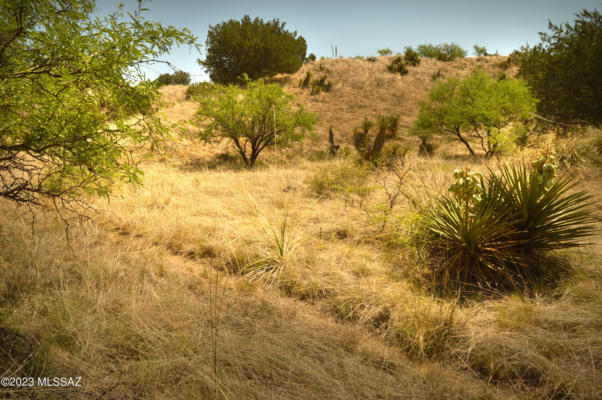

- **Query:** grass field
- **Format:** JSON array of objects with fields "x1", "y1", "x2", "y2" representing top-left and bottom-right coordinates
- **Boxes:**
[{"x1": 1, "y1": 55, "x2": 601, "y2": 400}]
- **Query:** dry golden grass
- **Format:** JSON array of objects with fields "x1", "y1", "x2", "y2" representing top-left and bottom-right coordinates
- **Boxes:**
[{"x1": 1, "y1": 57, "x2": 601, "y2": 399}]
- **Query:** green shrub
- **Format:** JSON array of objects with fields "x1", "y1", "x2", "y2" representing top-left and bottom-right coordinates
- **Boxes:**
[
  {"x1": 307, "y1": 162, "x2": 373, "y2": 206},
  {"x1": 417, "y1": 43, "x2": 467, "y2": 61},
  {"x1": 202, "y1": 15, "x2": 307, "y2": 84},
  {"x1": 377, "y1": 48, "x2": 393, "y2": 56},
  {"x1": 353, "y1": 116, "x2": 388, "y2": 163},
  {"x1": 387, "y1": 56, "x2": 408, "y2": 75},
  {"x1": 299, "y1": 71, "x2": 312, "y2": 89},
  {"x1": 513, "y1": 9, "x2": 602, "y2": 125},
  {"x1": 417, "y1": 154, "x2": 595, "y2": 291},
  {"x1": 185, "y1": 82, "x2": 218, "y2": 99},
  {"x1": 473, "y1": 44, "x2": 489, "y2": 57},
  {"x1": 156, "y1": 70, "x2": 191, "y2": 86},
  {"x1": 305, "y1": 53, "x2": 316, "y2": 63},
  {"x1": 404, "y1": 46, "x2": 421, "y2": 66},
  {"x1": 310, "y1": 74, "x2": 333, "y2": 95},
  {"x1": 195, "y1": 78, "x2": 315, "y2": 167}
]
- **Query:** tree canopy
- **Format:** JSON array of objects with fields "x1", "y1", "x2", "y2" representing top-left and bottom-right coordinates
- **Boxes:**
[
  {"x1": 195, "y1": 78, "x2": 315, "y2": 167},
  {"x1": 0, "y1": 0, "x2": 197, "y2": 208},
  {"x1": 201, "y1": 15, "x2": 307, "y2": 85},
  {"x1": 413, "y1": 71, "x2": 536, "y2": 156},
  {"x1": 156, "y1": 70, "x2": 191, "y2": 86},
  {"x1": 513, "y1": 9, "x2": 601, "y2": 126}
]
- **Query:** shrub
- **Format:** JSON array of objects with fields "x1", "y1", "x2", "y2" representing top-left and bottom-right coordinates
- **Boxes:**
[
  {"x1": 195, "y1": 78, "x2": 315, "y2": 167},
  {"x1": 417, "y1": 154, "x2": 595, "y2": 290},
  {"x1": 473, "y1": 44, "x2": 489, "y2": 57},
  {"x1": 185, "y1": 82, "x2": 218, "y2": 99},
  {"x1": 353, "y1": 116, "x2": 388, "y2": 163},
  {"x1": 305, "y1": 53, "x2": 316, "y2": 63},
  {"x1": 417, "y1": 43, "x2": 467, "y2": 61},
  {"x1": 307, "y1": 161, "x2": 373, "y2": 206},
  {"x1": 404, "y1": 46, "x2": 421, "y2": 66},
  {"x1": 387, "y1": 56, "x2": 408, "y2": 75},
  {"x1": 156, "y1": 70, "x2": 191, "y2": 86},
  {"x1": 413, "y1": 70, "x2": 536, "y2": 156},
  {"x1": 310, "y1": 75, "x2": 333, "y2": 95},
  {"x1": 0, "y1": 0, "x2": 196, "y2": 207},
  {"x1": 377, "y1": 48, "x2": 393, "y2": 56},
  {"x1": 201, "y1": 15, "x2": 307, "y2": 84},
  {"x1": 299, "y1": 71, "x2": 312, "y2": 89},
  {"x1": 513, "y1": 9, "x2": 602, "y2": 125}
]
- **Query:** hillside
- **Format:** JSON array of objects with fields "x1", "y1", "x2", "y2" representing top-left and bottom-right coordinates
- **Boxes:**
[{"x1": 1, "y1": 56, "x2": 601, "y2": 400}]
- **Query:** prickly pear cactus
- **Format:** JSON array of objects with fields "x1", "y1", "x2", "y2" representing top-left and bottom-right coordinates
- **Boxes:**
[
  {"x1": 531, "y1": 148, "x2": 557, "y2": 190},
  {"x1": 448, "y1": 168, "x2": 484, "y2": 212}
]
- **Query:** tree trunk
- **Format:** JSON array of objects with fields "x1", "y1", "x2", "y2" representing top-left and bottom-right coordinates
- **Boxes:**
[{"x1": 452, "y1": 129, "x2": 476, "y2": 156}]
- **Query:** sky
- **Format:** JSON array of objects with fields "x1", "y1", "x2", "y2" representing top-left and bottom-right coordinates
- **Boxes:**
[{"x1": 96, "y1": 0, "x2": 602, "y2": 82}]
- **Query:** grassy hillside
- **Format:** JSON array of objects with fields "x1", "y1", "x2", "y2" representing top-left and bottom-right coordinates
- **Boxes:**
[{"x1": 1, "y1": 56, "x2": 601, "y2": 400}]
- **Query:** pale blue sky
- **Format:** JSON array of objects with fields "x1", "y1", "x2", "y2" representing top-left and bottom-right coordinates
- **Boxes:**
[{"x1": 96, "y1": 0, "x2": 601, "y2": 82}]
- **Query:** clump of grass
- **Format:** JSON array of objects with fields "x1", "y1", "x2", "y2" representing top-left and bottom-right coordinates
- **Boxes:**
[
  {"x1": 306, "y1": 160, "x2": 374, "y2": 206},
  {"x1": 245, "y1": 216, "x2": 304, "y2": 285}
]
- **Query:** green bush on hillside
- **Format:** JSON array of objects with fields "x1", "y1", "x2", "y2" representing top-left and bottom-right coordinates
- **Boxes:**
[
  {"x1": 417, "y1": 43, "x2": 467, "y2": 61},
  {"x1": 404, "y1": 47, "x2": 421, "y2": 66},
  {"x1": 156, "y1": 70, "x2": 191, "y2": 86},
  {"x1": 387, "y1": 56, "x2": 408, "y2": 75},
  {"x1": 185, "y1": 82, "x2": 218, "y2": 99},
  {"x1": 201, "y1": 15, "x2": 307, "y2": 84}
]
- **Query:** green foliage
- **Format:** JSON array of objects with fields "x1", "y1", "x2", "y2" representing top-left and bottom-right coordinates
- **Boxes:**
[
  {"x1": 353, "y1": 116, "x2": 393, "y2": 163},
  {"x1": 417, "y1": 156, "x2": 595, "y2": 290},
  {"x1": 0, "y1": 0, "x2": 197, "y2": 206},
  {"x1": 377, "y1": 48, "x2": 393, "y2": 56},
  {"x1": 417, "y1": 43, "x2": 467, "y2": 61},
  {"x1": 305, "y1": 53, "x2": 316, "y2": 63},
  {"x1": 310, "y1": 74, "x2": 333, "y2": 95},
  {"x1": 404, "y1": 46, "x2": 421, "y2": 66},
  {"x1": 387, "y1": 56, "x2": 408, "y2": 76},
  {"x1": 307, "y1": 161, "x2": 373, "y2": 206},
  {"x1": 156, "y1": 70, "x2": 191, "y2": 86},
  {"x1": 513, "y1": 9, "x2": 602, "y2": 125},
  {"x1": 412, "y1": 70, "x2": 536, "y2": 156},
  {"x1": 185, "y1": 82, "x2": 219, "y2": 100},
  {"x1": 201, "y1": 15, "x2": 307, "y2": 84},
  {"x1": 195, "y1": 79, "x2": 315, "y2": 167},
  {"x1": 473, "y1": 45, "x2": 489, "y2": 57},
  {"x1": 299, "y1": 71, "x2": 312, "y2": 89}
]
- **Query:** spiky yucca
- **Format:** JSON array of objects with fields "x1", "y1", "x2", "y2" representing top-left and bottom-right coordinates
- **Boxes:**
[{"x1": 419, "y1": 164, "x2": 595, "y2": 290}]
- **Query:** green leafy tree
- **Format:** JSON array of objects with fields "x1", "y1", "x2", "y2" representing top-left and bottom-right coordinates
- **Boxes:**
[
  {"x1": 377, "y1": 48, "x2": 392, "y2": 56},
  {"x1": 156, "y1": 70, "x2": 191, "y2": 86},
  {"x1": 404, "y1": 46, "x2": 421, "y2": 66},
  {"x1": 417, "y1": 43, "x2": 467, "y2": 61},
  {"x1": 473, "y1": 44, "x2": 488, "y2": 57},
  {"x1": 514, "y1": 9, "x2": 602, "y2": 125},
  {"x1": 195, "y1": 79, "x2": 315, "y2": 167},
  {"x1": 201, "y1": 16, "x2": 307, "y2": 84},
  {"x1": 0, "y1": 0, "x2": 196, "y2": 207},
  {"x1": 413, "y1": 71, "x2": 536, "y2": 156}
]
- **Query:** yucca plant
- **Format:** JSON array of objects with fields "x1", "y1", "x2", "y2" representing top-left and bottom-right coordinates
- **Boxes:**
[
  {"x1": 418, "y1": 158, "x2": 595, "y2": 291},
  {"x1": 421, "y1": 169, "x2": 524, "y2": 289},
  {"x1": 246, "y1": 217, "x2": 303, "y2": 285},
  {"x1": 489, "y1": 163, "x2": 595, "y2": 253}
]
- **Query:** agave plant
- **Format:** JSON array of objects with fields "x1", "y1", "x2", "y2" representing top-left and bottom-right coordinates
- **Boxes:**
[
  {"x1": 488, "y1": 163, "x2": 595, "y2": 253},
  {"x1": 419, "y1": 159, "x2": 595, "y2": 291},
  {"x1": 422, "y1": 194, "x2": 521, "y2": 288}
]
